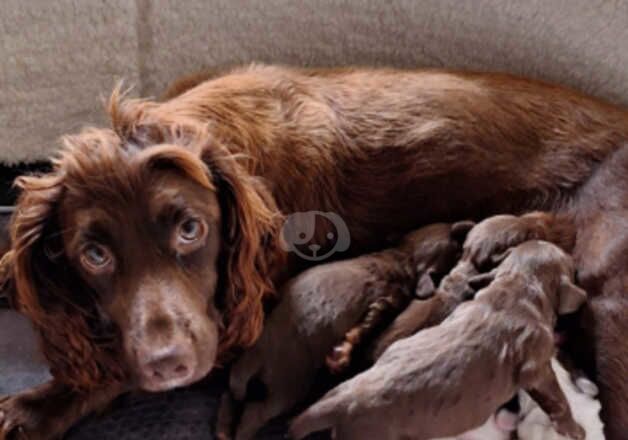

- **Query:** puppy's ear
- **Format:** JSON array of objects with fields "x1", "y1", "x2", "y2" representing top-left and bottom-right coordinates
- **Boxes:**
[
  {"x1": 415, "y1": 270, "x2": 437, "y2": 299},
  {"x1": 490, "y1": 247, "x2": 513, "y2": 266},
  {"x1": 557, "y1": 275, "x2": 587, "y2": 315},
  {"x1": 468, "y1": 269, "x2": 497, "y2": 290},
  {"x1": 450, "y1": 220, "x2": 475, "y2": 244}
]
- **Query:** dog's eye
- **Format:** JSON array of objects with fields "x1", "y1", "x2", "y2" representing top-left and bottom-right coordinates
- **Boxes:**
[
  {"x1": 80, "y1": 243, "x2": 114, "y2": 273},
  {"x1": 178, "y1": 218, "x2": 205, "y2": 243}
]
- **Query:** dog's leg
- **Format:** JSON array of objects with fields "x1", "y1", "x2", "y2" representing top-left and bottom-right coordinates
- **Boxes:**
[
  {"x1": 524, "y1": 364, "x2": 585, "y2": 440},
  {"x1": 326, "y1": 285, "x2": 411, "y2": 373},
  {"x1": 0, "y1": 380, "x2": 124, "y2": 440},
  {"x1": 369, "y1": 293, "x2": 463, "y2": 360}
]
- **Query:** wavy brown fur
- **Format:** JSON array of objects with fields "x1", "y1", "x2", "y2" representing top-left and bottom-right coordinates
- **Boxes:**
[
  {"x1": 4, "y1": 65, "x2": 628, "y2": 437},
  {"x1": 9, "y1": 123, "x2": 284, "y2": 390},
  {"x1": 12, "y1": 157, "x2": 127, "y2": 389}
]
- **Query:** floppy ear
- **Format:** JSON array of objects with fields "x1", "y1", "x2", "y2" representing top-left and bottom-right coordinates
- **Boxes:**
[
  {"x1": 490, "y1": 247, "x2": 513, "y2": 266},
  {"x1": 450, "y1": 220, "x2": 475, "y2": 244},
  {"x1": 11, "y1": 174, "x2": 126, "y2": 390},
  {"x1": 468, "y1": 269, "x2": 497, "y2": 290},
  {"x1": 201, "y1": 146, "x2": 285, "y2": 359},
  {"x1": 557, "y1": 275, "x2": 587, "y2": 315}
]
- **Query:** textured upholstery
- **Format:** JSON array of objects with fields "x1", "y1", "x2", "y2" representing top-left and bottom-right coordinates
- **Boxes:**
[{"x1": 1, "y1": 0, "x2": 627, "y2": 164}]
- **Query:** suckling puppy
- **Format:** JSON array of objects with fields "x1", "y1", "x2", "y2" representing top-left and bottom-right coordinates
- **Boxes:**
[
  {"x1": 220, "y1": 222, "x2": 472, "y2": 440},
  {"x1": 291, "y1": 241, "x2": 588, "y2": 440},
  {"x1": 342, "y1": 212, "x2": 569, "y2": 366},
  {"x1": 367, "y1": 211, "x2": 576, "y2": 362},
  {"x1": 333, "y1": 257, "x2": 481, "y2": 370}
]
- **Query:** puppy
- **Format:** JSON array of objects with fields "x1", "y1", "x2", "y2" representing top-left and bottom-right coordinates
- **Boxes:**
[
  {"x1": 332, "y1": 211, "x2": 575, "y2": 368},
  {"x1": 291, "y1": 241, "x2": 588, "y2": 440},
  {"x1": 221, "y1": 222, "x2": 473, "y2": 440},
  {"x1": 327, "y1": 221, "x2": 477, "y2": 373},
  {"x1": 332, "y1": 258, "x2": 481, "y2": 370},
  {"x1": 363, "y1": 258, "x2": 482, "y2": 363}
]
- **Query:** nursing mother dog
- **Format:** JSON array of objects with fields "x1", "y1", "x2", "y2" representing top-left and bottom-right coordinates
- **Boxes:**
[{"x1": 1, "y1": 65, "x2": 627, "y2": 439}]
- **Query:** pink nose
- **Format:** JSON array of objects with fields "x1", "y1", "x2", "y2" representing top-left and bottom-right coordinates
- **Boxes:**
[{"x1": 141, "y1": 345, "x2": 192, "y2": 383}]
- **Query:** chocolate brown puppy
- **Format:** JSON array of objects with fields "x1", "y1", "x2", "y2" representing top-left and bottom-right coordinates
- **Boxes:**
[
  {"x1": 367, "y1": 262, "x2": 483, "y2": 364},
  {"x1": 333, "y1": 258, "x2": 480, "y2": 370},
  {"x1": 291, "y1": 241, "x2": 588, "y2": 440},
  {"x1": 327, "y1": 221, "x2": 476, "y2": 373},
  {"x1": 222, "y1": 222, "x2": 471, "y2": 440},
  {"x1": 369, "y1": 211, "x2": 576, "y2": 361}
]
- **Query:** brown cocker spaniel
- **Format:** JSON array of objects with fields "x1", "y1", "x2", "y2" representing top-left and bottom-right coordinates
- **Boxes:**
[{"x1": 1, "y1": 65, "x2": 627, "y2": 438}]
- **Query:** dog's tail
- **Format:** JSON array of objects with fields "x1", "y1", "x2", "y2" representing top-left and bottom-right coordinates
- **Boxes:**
[{"x1": 289, "y1": 390, "x2": 347, "y2": 440}]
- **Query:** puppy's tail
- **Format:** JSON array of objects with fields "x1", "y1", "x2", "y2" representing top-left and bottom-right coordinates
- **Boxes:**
[{"x1": 289, "y1": 392, "x2": 345, "y2": 440}]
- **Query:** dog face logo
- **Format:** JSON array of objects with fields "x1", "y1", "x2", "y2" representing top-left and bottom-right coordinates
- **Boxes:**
[{"x1": 281, "y1": 211, "x2": 350, "y2": 261}]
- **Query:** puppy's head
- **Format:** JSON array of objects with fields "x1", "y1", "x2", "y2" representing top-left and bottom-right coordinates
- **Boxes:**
[
  {"x1": 400, "y1": 221, "x2": 474, "y2": 298},
  {"x1": 11, "y1": 118, "x2": 283, "y2": 391},
  {"x1": 497, "y1": 241, "x2": 587, "y2": 316}
]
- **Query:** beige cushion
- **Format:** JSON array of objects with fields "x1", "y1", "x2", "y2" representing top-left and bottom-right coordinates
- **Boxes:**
[{"x1": 1, "y1": 0, "x2": 627, "y2": 164}]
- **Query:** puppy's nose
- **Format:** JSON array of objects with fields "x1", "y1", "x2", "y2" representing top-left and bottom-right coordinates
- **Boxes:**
[{"x1": 142, "y1": 345, "x2": 192, "y2": 383}]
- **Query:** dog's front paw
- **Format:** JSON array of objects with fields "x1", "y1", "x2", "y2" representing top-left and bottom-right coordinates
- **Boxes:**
[{"x1": 0, "y1": 394, "x2": 47, "y2": 440}]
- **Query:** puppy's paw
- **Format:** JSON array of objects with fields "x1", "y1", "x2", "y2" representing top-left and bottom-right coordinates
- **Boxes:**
[{"x1": 326, "y1": 343, "x2": 353, "y2": 374}]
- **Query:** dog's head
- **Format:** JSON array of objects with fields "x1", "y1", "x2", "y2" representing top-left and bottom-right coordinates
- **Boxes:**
[
  {"x1": 10, "y1": 101, "x2": 284, "y2": 391},
  {"x1": 496, "y1": 241, "x2": 587, "y2": 316}
]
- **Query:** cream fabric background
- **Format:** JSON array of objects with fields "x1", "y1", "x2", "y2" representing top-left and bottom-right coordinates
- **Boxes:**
[{"x1": 1, "y1": 0, "x2": 627, "y2": 164}]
